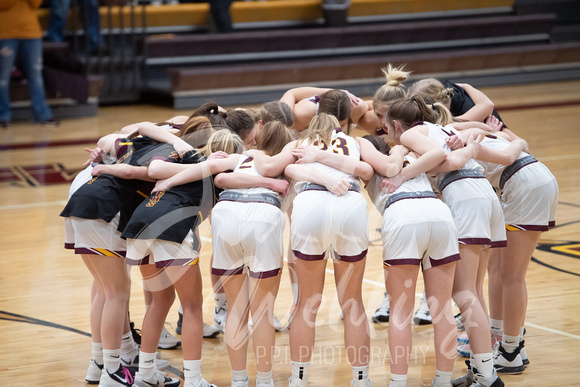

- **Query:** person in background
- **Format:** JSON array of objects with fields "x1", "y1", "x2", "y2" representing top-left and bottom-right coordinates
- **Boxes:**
[
  {"x1": 47, "y1": 0, "x2": 104, "y2": 54},
  {"x1": 0, "y1": 0, "x2": 59, "y2": 127}
]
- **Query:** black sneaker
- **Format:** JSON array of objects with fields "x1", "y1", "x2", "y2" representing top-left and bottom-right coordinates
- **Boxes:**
[
  {"x1": 494, "y1": 343, "x2": 525, "y2": 374},
  {"x1": 471, "y1": 367, "x2": 504, "y2": 387},
  {"x1": 38, "y1": 117, "x2": 60, "y2": 126},
  {"x1": 99, "y1": 365, "x2": 135, "y2": 386},
  {"x1": 176, "y1": 310, "x2": 183, "y2": 335},
  {"x1": 130, "y1": 320, "x2": 142, "y2": 345}
]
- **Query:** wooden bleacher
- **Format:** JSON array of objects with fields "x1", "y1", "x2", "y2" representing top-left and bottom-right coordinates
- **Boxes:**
[
  {"x1": 27, "y1": 0, "x2": 580, "y2": 111},
  {"x1": 164, "y1": 42, "x2": 580, "y2": 108},
  {"x1": 36, "y1": 0, "x2": 516, "y2": 33}
]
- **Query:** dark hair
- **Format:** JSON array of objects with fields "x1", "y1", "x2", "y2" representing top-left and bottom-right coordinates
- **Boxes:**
[
  {"x1": 191, "y1": 102, "x2": 228, "y2": 130},
  {"x1": 260, "y1": 101, "x2": 294, "y2": 127},
  {"x1": 319, "y1": 89, "x2": 351, "y2": 122},
  {"x1": 363, "y1": 135, "x2": 391, "y2": 155},
  {"x1": 224, "y1": 110, "x2": 255, "y2": 140}
]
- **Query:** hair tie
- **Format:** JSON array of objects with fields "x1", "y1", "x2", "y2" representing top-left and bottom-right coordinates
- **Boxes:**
[{"x1": 431, "y1": 104, "x2": 436, "y2": 110}]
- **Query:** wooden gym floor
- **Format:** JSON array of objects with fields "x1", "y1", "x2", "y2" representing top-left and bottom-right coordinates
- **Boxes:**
[{"x1": 0, "y1": 80, "x2": 579, "y2": 386}]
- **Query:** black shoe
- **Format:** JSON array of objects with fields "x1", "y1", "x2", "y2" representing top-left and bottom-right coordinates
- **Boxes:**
[
  {"x1": 176, "y1": 310, "x2": 183, "y2": 335},
  {"x1": 39, "y1": 118, "x2": 60, "y2": 126},
  {"x1": 130, "y1": 321, "x2": 142, "y2": 345}
]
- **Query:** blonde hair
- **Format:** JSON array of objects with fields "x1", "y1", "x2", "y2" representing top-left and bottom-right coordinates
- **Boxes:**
[
  {"x1": 408, "y1": 78, "x2": 454, "y2": 106},
  {"x1": 305, "y1": 113, "x2": 340, "y2": 147},
  {"x1": 373, "y1": 64, "x2": 411, "y2": 109},
  {"x1": 258, "y1": 121, "x2": 293, "y2": 156},
  {"x1": 201, "y1": 129, "x2": 244, "y2": 156}
]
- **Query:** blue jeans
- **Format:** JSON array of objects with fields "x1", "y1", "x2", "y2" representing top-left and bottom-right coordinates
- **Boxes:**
[
  {"x1": 48, "y1": 0, "x2": 102, "y2": 51},
  {"x1": 0, "y1": 39, "x2": 53, "y2": 122}
]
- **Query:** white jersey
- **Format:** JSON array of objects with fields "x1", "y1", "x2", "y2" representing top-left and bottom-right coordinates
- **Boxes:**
[
  {"x1": 423, "y1": 122, "x2": 484, "y2": 189},
  {"x1": 226, "y1": 155, "x2": 282, "y2": 199},
  {"x1": 367, "y1": 155, "x2": 434, "y2": 213},
  {"x1": 294, "y1": 129, "x2": 361, "y2": 193},
  {"x1": 476, "y1": 134, "x2": 529, "y2": 188},
  {"x1": 476, "y1": 134, "x2": 558, "y2": 230}
]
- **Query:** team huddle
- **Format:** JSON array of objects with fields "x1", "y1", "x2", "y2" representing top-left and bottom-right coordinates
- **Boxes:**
[{"x1": 61, "y1": 64, "x2": 559, "y2": 387}]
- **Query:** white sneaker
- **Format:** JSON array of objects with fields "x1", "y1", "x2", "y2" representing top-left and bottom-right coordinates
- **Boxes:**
[
  {"x1": 133, "y1": 370, "x2": 180, "y2": 387},
  {"x1": 289, "y1": 377, "x2": 308, "y2": 387},
  {"x1": 273, "y1": 315, "x2": 283, "y2": 331},
  {"x1": 231, "y1": 377, "x2": 249, "y2": 387},
  {"x1": 184, "y1": 378, "x2": 218, "y2": 387},
  {"x1": 371, "y1": 292, "x2": 390, "y2": 323},
  {"x1": 203, "y1": 322, "x2": 221, "y2": 338},
  {"x1": 157, "y1": 358, "x2": 170, "y2": 370},
  {"x1": 85, "y1": 359, "x2": 103, "y2": 384},
  {"x1": 450, "y1": 360, "x2": 474, "y2": 387},
  {"x1": 494, "y1": 343, "x2": 525, "y2": 374},
  {"x1": 519, "y1": 340, "x2": 529, "y2": 366},
  {"x1": 213, "y1": 302, "x2": 227, "y2": 332},
  {"x1": 256, "y1": 380, "x2": 275, "y2": 387},
  {"x1": 158, "y1": 324, "x2": 181, "y2": 350},
  {"x1": 248, "y1": 315, "x2": 283, "y2": 331},
  {"x1": 413, "y1": 294, "x2": 432, "y2": 325},
  {"x1": 351, "y1": 378, "x2": 371, "y2": 386}
]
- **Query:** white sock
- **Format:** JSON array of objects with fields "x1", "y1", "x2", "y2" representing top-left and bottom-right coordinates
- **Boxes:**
[
  {"x1": 214, "y1": 293, "x2": 227, "y2": 309},
  {"x1": 502, "y1": 334, "x2": 519, "y2": 352},
  {"x1": 433, "y1": 369, "x2": 452, "y2": 386},
  {"x1": 184, "y1": 360, "x2": 202, "y2": 386},
  {"x1": 390, "y1": 373, "x2": 407, "y2": 387},
  {"x1": 232, "y1": 369, "x2": 248, "y2": 383},
  {"x1": 291, "y1": 283, "x2": 299, "y2": 305},
  {"x1": 103, "y1": 348, "x2": 121, "y2": 373},
  {"x1": 490, "y1": 319, "x2": 503, "y2": 337},
  {"x1": 352, "y1": 365, "x2": 369, "y2": 381},
  {"x1": 520, "y1": 326, "x2": 525, "y2": 341},
  {"x1": 472, "y1": 353, "x2": 493, "y2": 379},
  {"x1": 91, "y1": 342, "x2": 103, "y2": 364},
  {"x1": 121, "y1": 331, "x2": 137, "y2": 362},
  {"x1": 178, "y1": 304, "x2": 183, "y2": 314},
  {"x1": 291, "y1": 361, "x2": 309, "y2": 381},
  {"x1": 138, "y1": 351, "x2": 156, "y2": 379},
  {"x1": 256, "y1": 370, "x2": 272, "y2": 384}
]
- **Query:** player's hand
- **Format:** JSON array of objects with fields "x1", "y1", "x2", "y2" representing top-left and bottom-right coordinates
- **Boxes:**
[
  {"x1": 270, "y1": 179, "x2": 290, "y2": 196},
  {"x1": 379, "y1": 174, "x2": 404, "y2": 194},
  {"x1": 292, "y1": 145, "x2": 319, "y2": 164},
  {"x1": 207, "y1": 151, "x2": 229, "y2": 160},
  {"x1": 83, "y1": 147, "x2": 105, "y2": 166},
  {"x1": 445, "y1": 135, "x2": 464, "y2": 150},
  {"x1": 152, "y1": 179, "x2": 171, "y2": 193}
]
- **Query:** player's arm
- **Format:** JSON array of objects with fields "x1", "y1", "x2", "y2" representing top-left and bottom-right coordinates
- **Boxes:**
[
  {"x1": 284, "y1": 164, "x2": 351, "y2": 196},
  {"x1": 214, "y1": 172, "x2": 289, "y2": 196},
  {"x1": 91, "y1": 164, "x2": 154, "y2": 181}
]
